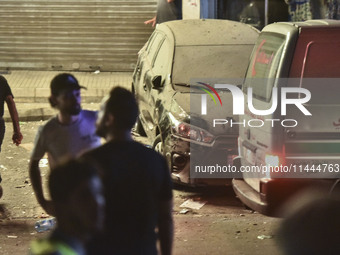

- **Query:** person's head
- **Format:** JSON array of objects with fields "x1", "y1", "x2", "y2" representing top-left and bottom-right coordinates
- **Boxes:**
[
  {"x1": 96, "y1": 87, "x2": 138, "y2": 138},
  {"x1": 48, "y1": 73, "x2": 86, "y2": 115},
  {"x1": 49, "y1": 159, "x2": 105, "y2": 238}
]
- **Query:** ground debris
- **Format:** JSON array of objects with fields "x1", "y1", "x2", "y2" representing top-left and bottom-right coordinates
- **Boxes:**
[
  {"x1": 257, "y1": 235, "x2": 273, "y2": 240},
  {"x1": 7, "y1": 235, "x2": 18, "y2": 239},
  {"x1": 180, "y1": 199, "x2": 207, "y2": 210},
  {"x1": 179, "y1": 209, "x2": 190, "y2": 214}
]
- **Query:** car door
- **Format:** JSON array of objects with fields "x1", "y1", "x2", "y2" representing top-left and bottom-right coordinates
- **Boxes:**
[
  {"x1": 136, "y1": 32, "x2": 165, "y2": 136},
  {"x1": 133, "y1": 31, "x2": 158, "y2": 89},
  {"x1": 143, "y1": 35, "x2": 173, "y2": 140}
]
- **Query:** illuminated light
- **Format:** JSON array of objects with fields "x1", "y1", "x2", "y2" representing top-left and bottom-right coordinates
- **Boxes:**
[
  {"x1": 265, "y1": 154, "x2": 280, "y2": 167},
  {"x1": 169, "y1": 113, "x2": 214, "y2": 144}
]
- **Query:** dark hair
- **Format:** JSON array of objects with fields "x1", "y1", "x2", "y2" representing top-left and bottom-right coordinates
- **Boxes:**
[
  {"x1": 49, "y1": 159, "x2": 98, "y2": 203},
  {"x1": 105, "y1": 87, "x2": 138, "y2": 130}
]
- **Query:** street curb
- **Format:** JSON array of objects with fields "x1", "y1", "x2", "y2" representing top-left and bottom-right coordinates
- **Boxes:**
[
  {"x1": 3, "y1": 103, "x2": 101, "y2": 122},
  {"x1": 12, "y1": 88, "x2": 110, "y2": 104},
  {"x1": 7, "y1": 108, "x2": 57, "y2": 122}
]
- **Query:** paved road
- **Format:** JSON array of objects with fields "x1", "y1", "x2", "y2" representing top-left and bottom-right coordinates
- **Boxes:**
[{"x1": 0, "y1": 120, "x2": 283, "y2": 255}]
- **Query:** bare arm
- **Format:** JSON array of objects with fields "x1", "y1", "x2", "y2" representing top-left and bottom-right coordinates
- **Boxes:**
[
  {"x1": 29, "y1": 159, "x2": 55, "y2": 215},
  {"x1": 158, "y1": 199, "x2": 174, "y2": 255},
  {"x1": 5, "y1": 95, "x2": 23, "y2": 145},
  {"x1": 144, "y1": 16, "x2": 156, "y2": 27}
]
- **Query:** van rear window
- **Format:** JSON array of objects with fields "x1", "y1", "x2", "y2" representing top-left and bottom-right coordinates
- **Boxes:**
[{"x1": 243, "y1": 33, "x2": 286, "y2": 102}]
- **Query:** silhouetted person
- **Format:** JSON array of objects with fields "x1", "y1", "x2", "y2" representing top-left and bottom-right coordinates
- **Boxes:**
[
  {"x1": 0, "y1": 75, "x2": 23, "y2": 199},
  {"x1": 145, "y1": 0, "x2": 182, "y2": 27},
  {"x1": 278, "y1": 197, "x2": 340, "y2": 255},
  {"x1": 30, "y1": 159, "x2": 105, "y2": 255},
  {"x1": 82, "y1": 87, "x2": 173, "y2": 255}
]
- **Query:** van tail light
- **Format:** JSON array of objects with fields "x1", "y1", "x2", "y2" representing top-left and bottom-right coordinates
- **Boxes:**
[
  {"x1": 265, "y1": 153, "x2": 286, "y2": 167},
  {"x1": 264, "y1": 151, "x2": 286, "y2": 178},
  {"x1": 265, "y1": 154, "x2": 280, "y2": 167},
  {"x1": 265, "y1": 145, "x2": 286, "y2": 168}
]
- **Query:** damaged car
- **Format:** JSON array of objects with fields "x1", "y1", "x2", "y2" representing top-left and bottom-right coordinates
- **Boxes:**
[{"x1": 132, "y1": 19, "x2": 259, "y2": 186}]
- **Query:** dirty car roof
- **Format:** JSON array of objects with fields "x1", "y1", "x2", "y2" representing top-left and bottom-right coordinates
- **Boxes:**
[{"x1": 157, "y1": 19, "x2": 259, "y2": 46}]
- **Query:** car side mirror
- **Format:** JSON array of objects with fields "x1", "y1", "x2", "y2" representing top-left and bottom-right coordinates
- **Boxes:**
[{"x1": 152, "y1": 75, "x2": 162, "y2": 89}]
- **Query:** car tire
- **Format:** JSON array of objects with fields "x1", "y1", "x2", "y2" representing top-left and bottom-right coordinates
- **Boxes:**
[
  {"x1": 134, "y1": 116, "x2": 146, "y2": 136},
  {"x1": 131, "y1": 84, "x2": 146, "y2": 137},
  {"x1": 153, "y1": 134, "x2": 164, "y2": 155}
]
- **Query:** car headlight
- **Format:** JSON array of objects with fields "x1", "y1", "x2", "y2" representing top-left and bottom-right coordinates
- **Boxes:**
[{"x1": 169, "y1": 113, "x2": 214, "y2": 145}]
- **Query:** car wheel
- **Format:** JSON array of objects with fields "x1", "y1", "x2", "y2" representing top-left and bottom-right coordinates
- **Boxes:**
[
  {"x1": 153, "y1": 134, "x2": 164, "y2": 155},
  {"x1": 134, "y1": 116, "x2": 146, "y2": 136},
  {"x1": 131, "y1": 83, "x2": 135, "y2": 94}
]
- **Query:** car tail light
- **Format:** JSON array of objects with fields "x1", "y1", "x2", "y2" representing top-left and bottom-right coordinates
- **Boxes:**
[
  {"x1": 169, "y1": 113, "x2": 214, "y2": 145},
  {"x1": 177, "y1": 123, "x2": 214, "y2": 143}
]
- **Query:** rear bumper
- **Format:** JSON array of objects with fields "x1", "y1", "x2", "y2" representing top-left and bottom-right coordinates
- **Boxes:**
[
  {"x1": 232, "y1": 178, "x2": 269, "y2": 214},
  {"x1": 232, "y1": 178, "x2": 336, "y2": 217},
  {"x1": 167, "y1": 134, "x2": 238, "y2": 186}
]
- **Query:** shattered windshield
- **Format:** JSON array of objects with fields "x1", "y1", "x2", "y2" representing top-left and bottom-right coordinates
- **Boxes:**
[{"x1": 172, "y1": 45, "x2": 254, "y2": 92}]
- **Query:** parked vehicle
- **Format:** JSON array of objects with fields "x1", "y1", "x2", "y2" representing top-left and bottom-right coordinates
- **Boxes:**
[
  {"x1": 232, "y1": 20, "x2": 340, "y2": 216},
  {"x1": 132, "y1": 19, "x2": 259, "y2": 186}
]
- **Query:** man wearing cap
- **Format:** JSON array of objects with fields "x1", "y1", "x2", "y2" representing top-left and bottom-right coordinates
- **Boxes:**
[{"x1": 29, "y1": 73, "x2": 101, "y2": 215}]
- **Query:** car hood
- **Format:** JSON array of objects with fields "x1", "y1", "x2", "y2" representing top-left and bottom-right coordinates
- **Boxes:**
[{"x1": 171, "y1": 91, "x2": 238, "y2": 136}]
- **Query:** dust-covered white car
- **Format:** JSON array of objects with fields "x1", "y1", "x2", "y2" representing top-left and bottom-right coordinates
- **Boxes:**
[{"x1": 132, "y1": 19, "x2": 259, "y2": 186}]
